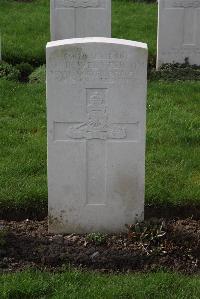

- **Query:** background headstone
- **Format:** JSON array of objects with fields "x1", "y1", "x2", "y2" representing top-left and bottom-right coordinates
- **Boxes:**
[
  {"x1": 47, "y1": 37, "x2": 147, "y2": 233},
  {"x1": 50, "y1": 0, "x2": 111, "y2": 41},
  {"x1": 157, "y1": 0, "x2": 200, "y2": 68}
]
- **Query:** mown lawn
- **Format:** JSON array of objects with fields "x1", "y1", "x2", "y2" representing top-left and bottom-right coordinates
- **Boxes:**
[
  {"x1": 0, "y1": 269, "x2": 200, "y2": 298},
  {"x1": 0, "y1": 79, "x2": 47, "y2": 212},
  {"x1": 0, "y1": 0, "x2": 157, "y2": 65},
  {"x1": 0, "y1": 78, "x2": 199, "y2": 212}
]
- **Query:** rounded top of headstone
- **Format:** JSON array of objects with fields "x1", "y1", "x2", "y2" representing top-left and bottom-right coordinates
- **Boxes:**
[{"x1": 47, "y1": 37, "x2": 148, "y2": 50}]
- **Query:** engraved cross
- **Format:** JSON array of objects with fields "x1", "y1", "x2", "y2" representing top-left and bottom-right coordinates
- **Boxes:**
[
  {"x1": 171, "y1": 0, "x2": 200, "y2": 45},
  {"x1": 62, "y1": 0, "x2": 100, "y2": 36},
  {"x1": 53, "y1": 89, "x2": 139, "y2": 206}
]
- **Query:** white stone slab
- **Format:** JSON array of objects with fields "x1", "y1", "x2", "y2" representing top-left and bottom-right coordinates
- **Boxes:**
[
  {"x1": 47, "y1": 37, "x2": 147, "y2": 233},
  {"x1": 50, "y1": 0, "x2": 111, "y2": 41},
  {"x1": 157, "y1": 0, "x2": 200, "y2": 68}
]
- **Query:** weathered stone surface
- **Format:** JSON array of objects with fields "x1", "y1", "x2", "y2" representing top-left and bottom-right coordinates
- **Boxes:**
[
  {"x1": 50, "y1": 0, "x2": 111, "y2": 41},
  {"x1": 157, "y1": 0, "x2": 200, "y2": 67},
  {"x1": 46, "y1": 37, "x2": 147, "y2": 233}
]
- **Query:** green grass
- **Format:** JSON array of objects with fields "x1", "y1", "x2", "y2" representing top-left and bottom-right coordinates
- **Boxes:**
[
  {"x1": 0, "y1": 78, "x2": 199, "y2": 212},
  {"x1": 0, "y1": 0, "x2": 157, "y2": 65},
  {"x1": 112, "y1": 1, "x2": 157, "y2": 57},
  {"x1": 0, "y1": 79, "x2": 47, "y2": 211},
  {"x1": 0, "y1": 0, "x2": 199, "y2": 210},
  {"x1": 146, "y1": 81, "x2": 200, "y2": 205},
  {"x1": 0, "y1": 0, "x2": 50, "y2": 65},
  {"x1": 0, "y1": 269, "x2": 200, "y2": 298}
]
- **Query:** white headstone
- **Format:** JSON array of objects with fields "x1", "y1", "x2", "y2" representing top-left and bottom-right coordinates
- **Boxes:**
[
  {"x1": 50, "y1": 0, "x2": 111, "y2": 41},
  {"x1": 47, "y1": 37, "x2": 147, "y2": 233},
  {"x1": 157, "y1": 0, "x2": 200, "y2": 68}
]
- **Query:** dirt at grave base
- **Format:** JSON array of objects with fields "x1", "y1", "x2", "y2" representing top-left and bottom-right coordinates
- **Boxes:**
[{"x1": 0, "y1": 218, "x2": 199, "y2": 274}]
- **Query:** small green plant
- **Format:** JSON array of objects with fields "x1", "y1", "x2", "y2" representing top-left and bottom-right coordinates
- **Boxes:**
[
  {"x1": 86, "y1": 232, "x2": 107, "y2": 245},
  {"x1": 126, "y1": 218, "x2": 166, "y2": 244},
  {"x1": 16, "y1": 62, "x2": 34, "y2": 82},
  {"x1": 0, "y1": 61, "x2": 20, "y2": 81},
  {"x1": 29, "y1": 65, "x2": 46, "y2": 83},
  {"x1": 149, "y1": 60, "x2": 200, "y2": 81}
]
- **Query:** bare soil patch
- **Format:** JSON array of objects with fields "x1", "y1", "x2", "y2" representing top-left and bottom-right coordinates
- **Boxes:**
[{"x1": 0, "y1": 218, "x2": 199, "y2": 274}]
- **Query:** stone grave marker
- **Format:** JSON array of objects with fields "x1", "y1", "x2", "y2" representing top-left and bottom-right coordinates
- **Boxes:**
[
  {"x1": 46, "y1": 37, "x2": 147, "y2": 233},
  {"x1": 157, "y1": 0, "x2": 200, "y2": 68},
  {"x1": 50, "y1": 0, "x2": 111, "y2": 41}
]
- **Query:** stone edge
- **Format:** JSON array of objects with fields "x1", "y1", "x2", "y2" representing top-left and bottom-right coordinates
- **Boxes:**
[{"x1": 46, "y1": 37, "x2": 148, "y2": 50}]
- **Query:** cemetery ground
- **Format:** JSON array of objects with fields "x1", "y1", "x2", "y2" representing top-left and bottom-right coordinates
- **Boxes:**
[{"x1": 0, "y1": 0, "x2": 200, "y2": 297}]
